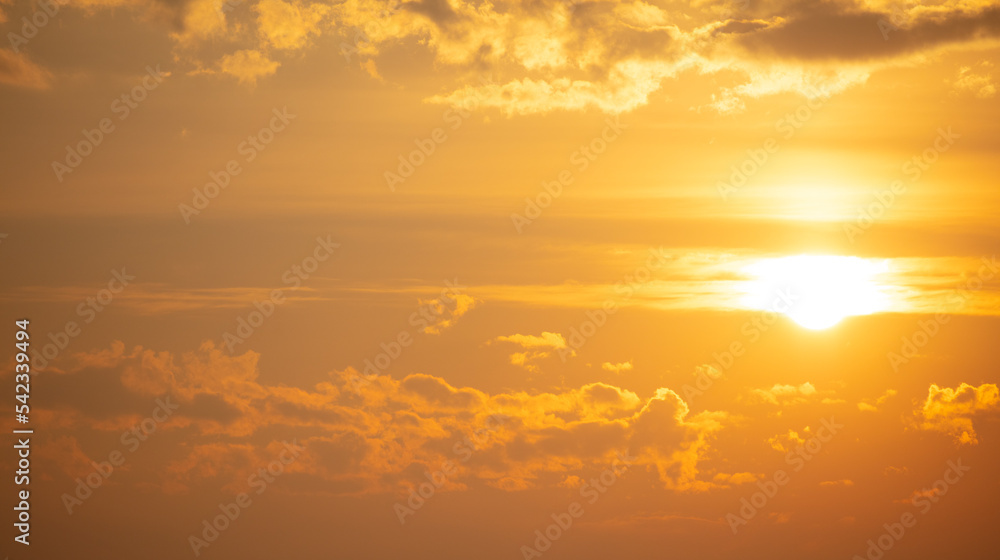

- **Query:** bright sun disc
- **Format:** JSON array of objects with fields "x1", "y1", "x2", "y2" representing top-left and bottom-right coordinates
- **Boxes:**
[{"x1": 741, "y1": 255, "x2": 890, "y2": 329}]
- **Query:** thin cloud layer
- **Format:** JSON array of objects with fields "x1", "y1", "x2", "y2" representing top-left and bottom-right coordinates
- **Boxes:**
[
  {"x1": 0, "y1": 48, "x2": 52, "y2": 89},
  {"x1": 494, "y1": 331, "x2": 570, "y2": 371}
]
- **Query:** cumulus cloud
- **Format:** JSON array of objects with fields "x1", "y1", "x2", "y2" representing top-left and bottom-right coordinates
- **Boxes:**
[
  {"x1": 14, "y1": 0, "x2": 1000, "y2": 111},
  {"x1": 917, "y1": 382, "x2": 1000, "y2": 445},
  {"x1": 21, "y1": 341, "x2": 730, "y2": 495},
  {"x1": 172, "y1": 0, "x2": 228, "y2": 43}
]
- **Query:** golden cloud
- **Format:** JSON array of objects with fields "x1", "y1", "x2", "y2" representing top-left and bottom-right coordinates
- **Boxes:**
[
  {"x1": 11, "y1": 0, "x2": 1000, "y2": 111},
  {"x1": 218, "y1": 49, "x2": 280, "y2": 85},
  {"x1": 748, "y1": 382, "x2": 819, "y2": 405},
  {"x1": 25, "y1": 341, "x2": 729, "y2": 495},
  {"x1": 858, "y1": 389, "x2": 897, "y2": 412},
  {"x1": 494, "y1": 331, "x2": 569, "y2": 371},
  {"x1": 917, "y1": 382, "x2": 1000, "y2": 445},
  {"x1": 495, "y1": 331, "x2": 567, "y2": 349},
  {"x1": 256, "y1": 0, "x2": 329, "y2": 50},
  {"x1": 602, "y1": 361, "x2": 633, "y2": 374}
]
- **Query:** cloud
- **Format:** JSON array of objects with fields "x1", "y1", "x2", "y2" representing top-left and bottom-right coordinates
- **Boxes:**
[
  {"x1": 629, "y1": 388, "x2": 728, "y2": 492},
  {"x1": 712, "y1": 471, "x2": 758, "y2": 486},
  {"x1": 218, "y1": 49, "x2": 280, "y2": 85},
  {"x1": 736, "y1": 1, "x2": 1000, "y2": 61},
  {"x1": 20, "y1": 341, "x2": 728, "y2": 495},
  {"x1": 493, "y1": 331, "x2": 569, "y2": 371},
  {"x1": 360, "y1": 58, "x2": 383, "y2": 81},
  {"x1": 172, "y1": 0, "x2": 228, "y2": 43},
  {"x1": 0, "y1": 48, "x2": 52, "y2": 89},
  {"x1": 951, "y1": 63, "x2": 996, "y2": 98},
  {"x1": 256, "y1": 0, "x2": 329, "y2": 50},
  {"x1": 39, "y1": 436, "x2": 97, "y2": 480},
  {"x1": 505, "y1": 351, "x2": 540, "y2": 371},
  {"x1": 917, "y1": 382, "x2": 1000, "y2": 445},
  {"x1": 424, "y1": 59, "x2": 691, "y2": 116},
  {"x1": 11, "y1": 0, "x2": 1000, "y2": 113},
  {"x1": 415, "y1": 292, "x2": 477, "y2": 335},
  {"x1": 602, "y1": 361, "x2": 633, "y2": 374},
  {"x1": 557, "y1": 474, "x2": 584, "y2": 488},
  {"x1": 495, "y1": 332, "x2": 567, "y2": 349},
  {"x1": 402, "y1": 0, "x2": 458, "y2": 27},
  {"x1": 409, "y1": 0, "x2": 1000, "y2": 114},
  {"x1": 858, "y1": 389, "x2": 897, "y2": 412},
  {"x1": 748, "y1": 382, "x2": 819, "y2": 405},
  {"x1": 767, "y1": 429, "x2": 805, "y2": 453}
]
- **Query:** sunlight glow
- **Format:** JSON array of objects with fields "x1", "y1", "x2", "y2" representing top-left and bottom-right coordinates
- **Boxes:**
[{"x1": 741, "y1": 255, "x2": 891, "y2": 329}]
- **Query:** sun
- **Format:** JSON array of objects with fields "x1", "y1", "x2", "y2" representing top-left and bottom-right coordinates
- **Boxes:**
[{"x1": 741, "y1": 255, "x2": 890, "y2": 329}]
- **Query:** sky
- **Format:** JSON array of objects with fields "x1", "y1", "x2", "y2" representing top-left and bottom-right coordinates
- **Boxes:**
[{"x1": 1, "y1": 0, "x2": 999, "y2": 559}]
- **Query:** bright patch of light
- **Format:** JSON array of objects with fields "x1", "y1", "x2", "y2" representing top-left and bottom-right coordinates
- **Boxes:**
[{"x1": 741, "y1": 255, "x2": 890, "y2": 329}]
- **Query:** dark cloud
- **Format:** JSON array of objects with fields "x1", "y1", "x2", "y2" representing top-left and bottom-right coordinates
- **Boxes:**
[
  {"x1": 740, "y1": 3, "x2": 1000, "y2": 61},
  {"x1": 403, "y1": 0, "x2": 459, "y2": 28}
]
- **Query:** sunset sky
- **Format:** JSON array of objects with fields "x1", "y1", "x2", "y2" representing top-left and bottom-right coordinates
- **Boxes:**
[{"x1": 1, "y1": 0, "x2": 999, "y2": 559}]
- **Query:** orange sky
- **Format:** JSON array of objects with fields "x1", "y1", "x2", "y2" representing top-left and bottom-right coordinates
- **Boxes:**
[{"x1": 1, "y1": 0, "x2": 999, "y2": 559}]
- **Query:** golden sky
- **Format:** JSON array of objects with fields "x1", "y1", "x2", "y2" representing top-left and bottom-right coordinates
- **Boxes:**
[{"x1": 1, "y1": 0, "x2": 999, "y2": 558}]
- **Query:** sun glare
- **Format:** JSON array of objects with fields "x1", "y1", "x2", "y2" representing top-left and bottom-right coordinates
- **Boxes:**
[{"x1": 741, "y1": 255, "x2": 890, "y2": 329}]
